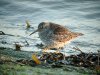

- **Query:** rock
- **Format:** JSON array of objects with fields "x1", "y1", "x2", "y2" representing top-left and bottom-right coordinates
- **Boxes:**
[{"x1": 0, "y1": 31, "x2": 5, "y2": 35}]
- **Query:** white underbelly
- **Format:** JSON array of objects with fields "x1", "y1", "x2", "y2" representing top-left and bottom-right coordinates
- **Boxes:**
[{"x1": 38, "y1": 30, "x2": 72, "y2": 49}]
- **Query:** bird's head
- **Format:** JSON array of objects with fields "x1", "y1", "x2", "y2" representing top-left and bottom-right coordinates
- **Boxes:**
[{"x1": 30, "y1": 22, "x2": 50, "y2": 35}]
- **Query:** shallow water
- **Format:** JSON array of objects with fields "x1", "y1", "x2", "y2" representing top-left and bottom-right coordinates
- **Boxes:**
[{"x1": 0, "y1": 0, "x2": 100, "y2": 55}]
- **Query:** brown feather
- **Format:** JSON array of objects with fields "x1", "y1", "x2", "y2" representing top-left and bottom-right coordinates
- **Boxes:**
[
  {"x1": 50, "y1": 22, "x2": 69, "y2": 35},
  {"x1": 49, "y1": 22, "x2": 83, "y2": 42}
]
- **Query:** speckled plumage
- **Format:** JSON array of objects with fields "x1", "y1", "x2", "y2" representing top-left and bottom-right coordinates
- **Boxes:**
[{"x1": 31, "y1": 22, "x2": 83, "y2": 49}]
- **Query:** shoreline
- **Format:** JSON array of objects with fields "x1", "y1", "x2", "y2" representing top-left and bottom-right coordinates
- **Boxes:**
[{"x1": 0, "y1": 47, "x2": 99, "y2": 75}]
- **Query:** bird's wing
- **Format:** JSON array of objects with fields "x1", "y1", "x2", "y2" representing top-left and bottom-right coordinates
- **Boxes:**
[
  {"x1": 49, "y1": 22, "x2": 69, "y2": 35},
  {"x1": 53, "y1": 26, "x2": 69, "y2": 35},
  {"x1": 51, "y1": 25, "x2": 73, "y2": 42}
]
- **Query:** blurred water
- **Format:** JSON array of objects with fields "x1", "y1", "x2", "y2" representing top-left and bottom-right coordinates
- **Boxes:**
[{"x1": 0, "y1": 0, "x2": 100, "y2": 54}]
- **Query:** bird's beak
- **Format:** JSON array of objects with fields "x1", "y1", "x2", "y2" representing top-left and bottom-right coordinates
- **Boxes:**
[{"x1": 30, "y1": 29, "x2": 39, "y2": 36}]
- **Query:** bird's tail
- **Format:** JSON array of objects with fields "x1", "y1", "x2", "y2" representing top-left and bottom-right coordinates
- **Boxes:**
[
  {"x1": 76, "y1": 32, "x2": 84, "y2": 36},
  {"x1": 72, "y1": 32, "x2": 84, "y2": 37}
]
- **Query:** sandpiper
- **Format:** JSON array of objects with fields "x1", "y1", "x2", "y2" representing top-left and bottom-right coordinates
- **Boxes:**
[{"x1": 30, "y1": 22, "x2": 83, "y2": 52}]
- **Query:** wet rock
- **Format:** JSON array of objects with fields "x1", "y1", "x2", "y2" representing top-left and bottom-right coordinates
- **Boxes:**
[
  {"x1": 16, "y1": 59, "x2": 37, "y2": 66},
  {"x1": 0, "y1": 60, "x2": 4, "y2": 64},
  {"x1": 1, "y1": 41, "x2": 7, "y2": 44},
  {"x1": 51, "y1": 64, "x2": 63, "y2": 68},
  {"x1": 15, "y1": 43, "x2": 22, "y2": 51},
  {"x1": 0, "y1": 31, "x2": 5, "y2": 35},
  {"x1": 29, "y1": 60, "x2": 37, "y2": 67},
  {"x1": 65, "y1": 52, "x2": 99, "y2": 68},
  {"x1": 39, "y1": 52, "x2": 99, "y2": 69},
  {"x1": 40, "y1": 53, "x2": 64, "y2": 64}
]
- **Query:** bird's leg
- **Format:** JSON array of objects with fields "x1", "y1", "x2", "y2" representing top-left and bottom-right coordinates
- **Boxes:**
[
  {"x1": 55, "y1": 47, "x2": 64, "y2": 53},
  {"x1": 55, "y1": 48, "x2": 61, "y2": 53},
  {"x1": 56, "y1": 47, "x2": 66, "y2": 60},
  {"x1": 42, "y1": 46, "x2": 49, "y2": 53},
  {"x1": 59, "y1": 47, "x2": 64, "y2": 50}
]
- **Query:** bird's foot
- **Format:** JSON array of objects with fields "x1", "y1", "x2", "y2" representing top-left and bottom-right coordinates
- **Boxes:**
[
  {"x1": 59, "y1": 47, "x2": 64, "y2": 50},
  {"x1": 42, "y1": 49, "x2": 48, "y2": 53},
  {"x1": 42, "y1": 46, "x2": 49, "y2": 53},
  {"x1": 54, "y1": 47, "x2": 63, "y2": 54},
  {"x1": 54, "y1": 50, "x2": 61, "y2": 54}
]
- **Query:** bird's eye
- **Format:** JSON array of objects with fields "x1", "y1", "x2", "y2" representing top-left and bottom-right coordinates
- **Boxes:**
[
  {"x1": 38, "y1": 22, "x2": 45, "y2": 29},
  {"x1": 41, "y1": 25, "x2": 44, "y2": 29}
]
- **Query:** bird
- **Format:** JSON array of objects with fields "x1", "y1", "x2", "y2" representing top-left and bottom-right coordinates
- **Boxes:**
[{"x1": 30, "y1": 22, "x2": 83, "y2": 52}]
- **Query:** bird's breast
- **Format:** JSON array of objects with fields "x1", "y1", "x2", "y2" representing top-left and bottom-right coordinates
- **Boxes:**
[
  {"x1": 38, "y1": 29, "x2": 53, "y2": 44},
  {"x1": 38, "y1": 29, "x2": 68, "y2": 48}
]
